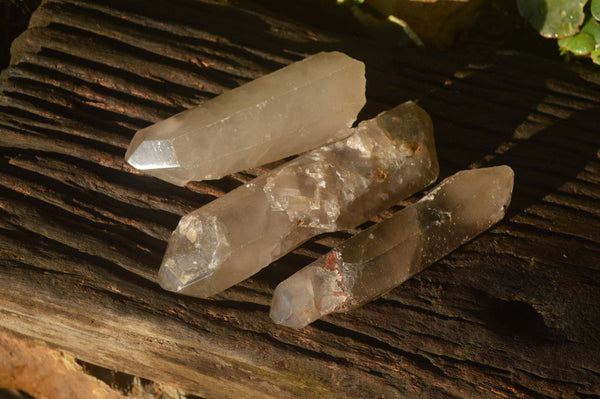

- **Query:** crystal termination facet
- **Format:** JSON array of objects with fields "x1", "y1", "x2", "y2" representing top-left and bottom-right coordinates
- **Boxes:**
[
  {"x1": 270, "y1": 166, "x2": 514, "y2": 328},
  {"x1": 125, "y1": 51, "x2": 366, "y2": 185},
  {"x1": 158, "y1": 101, "x2": 439, "y2": 298}
]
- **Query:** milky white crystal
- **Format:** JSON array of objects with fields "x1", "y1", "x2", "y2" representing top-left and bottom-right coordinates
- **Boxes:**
[
  {"x1": 270, "y1": 166, "x2": 514, "y2": 328},
  {"x1": 125, "y1": 51, "x2": 366, "y2": 185},
  {"x1": 158, "y1": 101, "x2": 439, "y2": 298}
]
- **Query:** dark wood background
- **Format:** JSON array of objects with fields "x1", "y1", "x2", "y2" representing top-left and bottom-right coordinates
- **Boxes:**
[{"x1": 1, "y1": 0, "x2": 599, "y2": 397}]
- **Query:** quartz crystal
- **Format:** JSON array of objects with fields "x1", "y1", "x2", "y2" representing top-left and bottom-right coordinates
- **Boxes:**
[
  {"x1": 270, "y1": 166, "x2": 514, "y2": 328},
  {"x1": 158, "y1": 101, "x2": 439, "y2": 298},
  {"x1": 125, "y1": 51, "x2": 366, "y2": 185}
]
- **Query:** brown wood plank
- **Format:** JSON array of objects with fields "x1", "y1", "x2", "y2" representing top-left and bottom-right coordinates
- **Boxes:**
[{"x1": 1, "y1": 0, "x2": 600, "y2": 397}]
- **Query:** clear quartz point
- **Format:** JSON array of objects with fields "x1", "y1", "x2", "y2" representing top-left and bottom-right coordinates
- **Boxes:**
[
  {"x1": 270, "y1": 166, "x2": 515, "y2": 328},
  {"x1": 125, "y1": 51, "x2": 366, "y2": 185},
  {"x1": 158, "y1": 101, "x2": 439, "y2": 298}
]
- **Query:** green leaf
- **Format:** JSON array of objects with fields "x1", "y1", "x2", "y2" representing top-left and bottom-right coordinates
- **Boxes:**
[
  {"x1": 581, "y1": 16, "x2": 600, "y2": 43},
  {"x1": 558, "y1": 31, "x2": 595, "y2": 56},
  {"x1": 517, "y1": 0, "x2": 588, "y2": 38},
  {"x1": 592, "y1": 0, "x2": 600, "y2": 21},
  {"x1": 591, "y1": 48, "x2": 600, "y2": 63}
]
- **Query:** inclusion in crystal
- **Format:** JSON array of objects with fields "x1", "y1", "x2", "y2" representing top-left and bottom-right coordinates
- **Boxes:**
[
  {"x1": 270, "y1": 166, "x2": 514, "y2": 328},
  {"x1": 158, "y1": 101, "x2": 439, "y2": 298},
  {"x1": 125, "y1": 51, "x2": 366, "y2": 185}
]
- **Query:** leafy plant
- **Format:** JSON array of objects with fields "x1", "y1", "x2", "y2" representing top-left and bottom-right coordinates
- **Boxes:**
[{"x1": 517, "y1": 0, "x2": 600, "y2": 63}]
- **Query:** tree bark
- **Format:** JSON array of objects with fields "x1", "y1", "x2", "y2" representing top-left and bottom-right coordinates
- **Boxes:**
[{"x1": 1, "y1": 0, "x2": 599, "y2": 398}]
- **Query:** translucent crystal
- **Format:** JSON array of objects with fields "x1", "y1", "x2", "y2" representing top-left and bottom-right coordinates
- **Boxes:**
[
  {"x1": 158, "y1": 101, "x2": 439, "y2": 298},
  {"x1": 270, "y1": 166, "x2": 514, "y2": 328},
  {"x1": 125, "y1": 52, "x2": 366, "y2": 185}
]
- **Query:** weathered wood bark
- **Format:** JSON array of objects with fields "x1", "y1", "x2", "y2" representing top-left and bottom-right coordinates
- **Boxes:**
[
  {"x1": 0, "y1": 331, "x2": 125, "y2": 399},
  {"x1": 1, "y1": 0, "x2": 600, "y2": 398}
]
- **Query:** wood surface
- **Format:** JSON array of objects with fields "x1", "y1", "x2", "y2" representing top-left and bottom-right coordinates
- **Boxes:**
[
  {"x1": 0, "y1": 332, "x2": 125, "y2": 399},
  {"x1": 1, "y1": 0, "x2": 600, "y2": 397}
]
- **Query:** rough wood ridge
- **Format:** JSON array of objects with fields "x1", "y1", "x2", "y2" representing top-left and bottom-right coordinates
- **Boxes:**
[{"x1": 1, "y1": 0, "x2": 599, "y2": 397}]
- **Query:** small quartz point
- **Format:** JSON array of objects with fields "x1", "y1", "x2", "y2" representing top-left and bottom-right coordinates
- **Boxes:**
[
  {"x1": 158, "y1": 101, "x2": 439, "y2": 298},
  {"x1": 125, "y1": 51, "x2": 366, "y2": 185},
  {"x1": 270, "y1": 166, "x2": 514, "y2": 328}
]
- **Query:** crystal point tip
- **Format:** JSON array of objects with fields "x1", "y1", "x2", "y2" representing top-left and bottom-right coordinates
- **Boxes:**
[
  {"x1": 125, "y1": 139, "x2": 179, "y2": 170},
  {"x1": 157, "y1": 262, "x2": 184, "y2": 292},
  {"x1": 269, "y1": 288, "x2": 294, "y2": 325},
  {"x1": 270, "y1": 272, "x2": 323, "y2": 328}
]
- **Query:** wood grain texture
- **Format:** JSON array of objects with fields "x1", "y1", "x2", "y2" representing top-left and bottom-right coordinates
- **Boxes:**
[
  {"x1": 0, "y1": 331, "x2": 125, "y2": 399},
  {"x1": 1, "y1": 0, "x2": 600, "y2": 397}
]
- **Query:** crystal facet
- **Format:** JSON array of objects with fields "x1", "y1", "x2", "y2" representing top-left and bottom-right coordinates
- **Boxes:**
[
  {"x1": 158, "y1": 101, "x2": 439, "y2": 297},
  {"x1": 270, "y1": 166, "x2": 514, "y2": 328},
  {"x1": 125, "y1": 52, "x2": 366, "y2": 185}
]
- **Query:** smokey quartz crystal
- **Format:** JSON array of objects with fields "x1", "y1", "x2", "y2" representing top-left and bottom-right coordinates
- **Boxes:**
[
  {"x1": 270, "y1": 166, "x2": 515, "y2": 328},
  {"x1": 125, "y1": 52, "x2": 366, "y2": 185}
]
